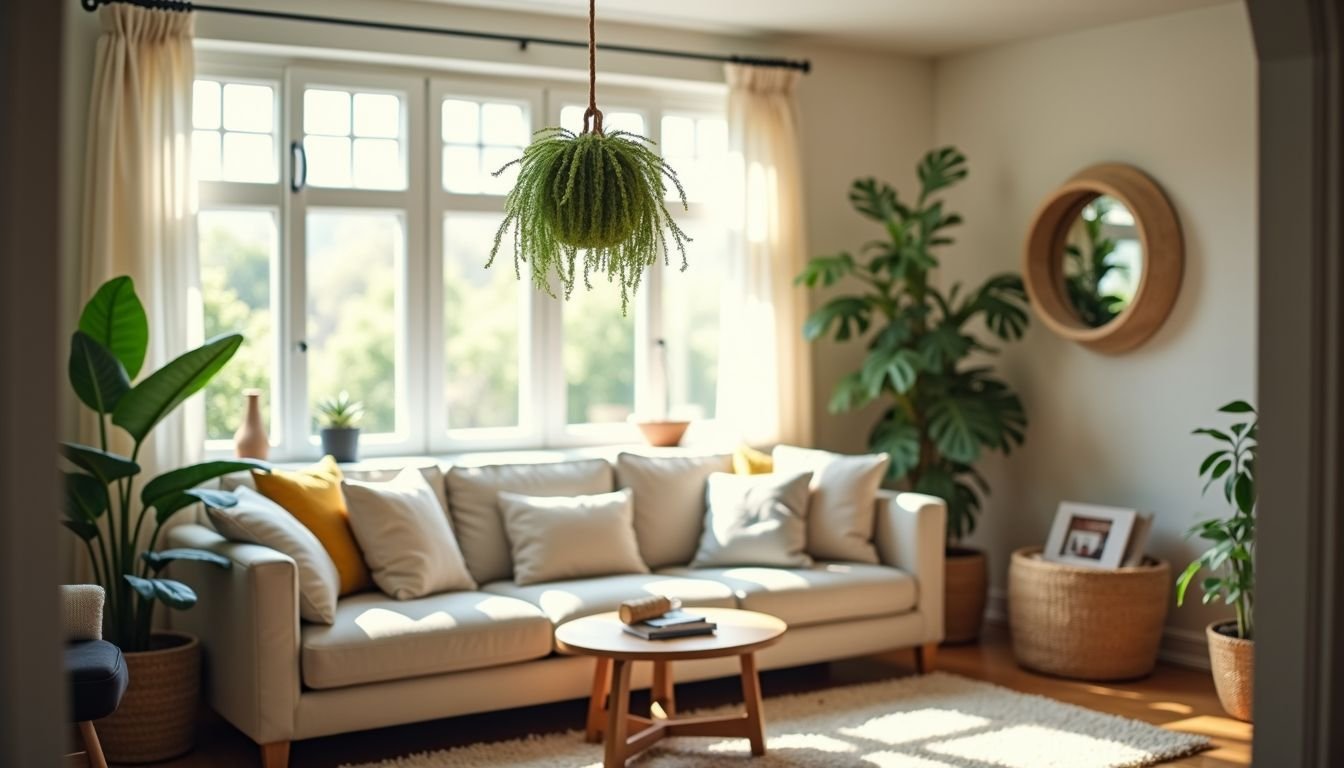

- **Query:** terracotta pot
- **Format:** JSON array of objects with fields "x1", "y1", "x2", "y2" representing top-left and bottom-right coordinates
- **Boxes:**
[
  {"x1": 1207, "y1": 621, "x2": 1254, "y2": 721},
  {"x1": 233, "y1": 389, "x2": 268, "y2": 460},
  {"x1": 98, "y1": 631, "x2": 200, "y2": 763},
  {"x1": 635, "y1": 420, "x2": 690, "y2": 447},
  {"x1": 944, "y1": 547, "x2": 988, "y2": 644}
]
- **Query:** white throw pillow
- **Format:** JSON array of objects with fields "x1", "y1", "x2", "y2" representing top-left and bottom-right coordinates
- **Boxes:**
[
  {"x1": 498, "y1": 488, "x2": 649, "y2": 586},
  {"x1": 343, "y1": 467, "x2": 477, "y2": 600},
  {"x1": 205, "y1": 486, "x2": 340, "y2": 624},
  {"x1": 690, "y1": 471, "x2": 814, "y2": 568},
  {"x1": 615, "y1": 452, "x2": 732, "y2": 568},
  {"x1": 773, "y1": 445, "x2": 891, "y2": 564}
]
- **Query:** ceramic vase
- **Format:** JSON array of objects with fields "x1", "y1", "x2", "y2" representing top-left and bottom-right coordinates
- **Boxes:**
[{"x1": 233, "y1": 389, "x2": 268, "y2": 460}]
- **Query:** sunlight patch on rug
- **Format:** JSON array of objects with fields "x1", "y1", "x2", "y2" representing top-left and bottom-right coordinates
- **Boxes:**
[{"x1": 340, "y1": 672, "x2": 1209, "y2": 768}]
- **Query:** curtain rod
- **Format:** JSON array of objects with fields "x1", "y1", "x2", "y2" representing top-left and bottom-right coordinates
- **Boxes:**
[{"x1": 79, "y1": 0, "x2": 813, "y2": 74}]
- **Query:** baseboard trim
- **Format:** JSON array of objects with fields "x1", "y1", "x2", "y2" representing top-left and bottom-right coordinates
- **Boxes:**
[{"x1": 983, "y1": 587, "x2": 1211, "y2": 671}]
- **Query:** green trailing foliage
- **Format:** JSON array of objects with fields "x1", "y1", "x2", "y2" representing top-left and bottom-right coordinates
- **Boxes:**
[
  {"x1": 796, "y1": 147, "x2": 1029, "y2": 544},
  {"x1": 487, "y1": 127, "x2": 690, "y2": 314},
  {"x1": 60, "y1": 276, "x2": 268, "y2": 651},
  {"x1": 1176, "y1": 400, "x2": 1257, "y2": 640}
]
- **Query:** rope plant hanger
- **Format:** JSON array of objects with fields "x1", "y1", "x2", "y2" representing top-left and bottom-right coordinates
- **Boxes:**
[{"x1": 487, "y1": 0, "x2": 690, "y2": 314}]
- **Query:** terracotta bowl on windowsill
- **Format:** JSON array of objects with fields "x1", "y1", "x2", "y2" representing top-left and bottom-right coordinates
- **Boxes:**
[{"x1": 633, "y1": 420, "x2": 691, "y2": 447}]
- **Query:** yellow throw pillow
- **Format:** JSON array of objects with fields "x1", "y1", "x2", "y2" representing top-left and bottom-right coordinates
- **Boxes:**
[
  {"x1": 732, "y1": 444, "x2": 774, "y2": 475},
  {"x1": 253, "y1": 456, "x2": 372, "y2": 595}
]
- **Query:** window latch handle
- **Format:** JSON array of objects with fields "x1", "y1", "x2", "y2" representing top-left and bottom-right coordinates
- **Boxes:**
[
  {"x1": 297, "y1": 340, "x2": 308, "y2": 353},
  {"x1": 290, "y1": 140, "x2": 307, "y2": 193}
]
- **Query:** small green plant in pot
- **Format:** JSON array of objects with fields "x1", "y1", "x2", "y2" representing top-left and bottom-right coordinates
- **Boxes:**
[
  {"x1": 796, "y1": 147, "x2": 1030, "y2": 643},
  {"x1": 316, "y1": 391, "x2": 363, "y2": 463},
  {"x1": 1177, "y1": 399, "x2": 1256, "y2": 721},
  {"x1": 60, "y1": 276, "x2": 266, "y2": 760}
]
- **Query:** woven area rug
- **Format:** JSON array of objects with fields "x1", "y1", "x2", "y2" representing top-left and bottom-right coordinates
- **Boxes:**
[{"x1": 341, "y1": 672, "x2": 1209, "y2": 768}]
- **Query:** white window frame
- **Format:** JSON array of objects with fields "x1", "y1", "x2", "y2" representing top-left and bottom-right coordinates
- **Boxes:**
[{"x1": 198, "y1": 53, "x2": 727, "y2": 462}]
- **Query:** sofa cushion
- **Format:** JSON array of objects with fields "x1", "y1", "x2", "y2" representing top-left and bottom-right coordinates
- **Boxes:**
[
  {"x1": 482, "y1": 573, "x2": 737, "y2": 628},
  {"x1": 300, "y1": 591, "x2": 553, "y2": 690},
  {"x1": 615, "y1": 452, "x2": 731, "y2": 568},
  {"x1": 773, "y1": 445, "x2": 890, "y2": 564},
  {"x1": 660, "y1": 563, "x2": 917, "y2": 628},
  {"x1": 447, "y1": 459, "x2": 614, "y2": 584},
  {"x1": 499, "y1": 489, "x2": 648, "y2": 586},
  {"x1": 691, "y1": 471, "x2": 814, "y2": 568},
  {"x1": 224, "y1": 464, "x2": 450, "y2": 525}
]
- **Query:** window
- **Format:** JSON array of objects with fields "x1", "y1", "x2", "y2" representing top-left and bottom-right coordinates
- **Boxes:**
[{"x1": 196, "y1": 63, "x2": 728, "y2": 459}]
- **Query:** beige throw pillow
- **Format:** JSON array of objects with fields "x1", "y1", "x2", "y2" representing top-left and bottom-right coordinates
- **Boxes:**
[
  {"x1": 205, "y1": 486, "x2": 340, "y2": 624},
  {"x1": 691, "y1": 471, "x2": 814, "y2": 568},
  {"x1": 343, "y1": 468, "x2": 477, "y2": 600},
  {"x1": 446, "y1": 459, "x2": 614, "y2": 584},
  {"x1": 498, "y1": 488, "x2": 648, "y2": 586},
  {"x1": 615, "y1": 452, "x2": 732, "y2": 568},
  {"x1": 773, "y1": 445, "x2": 891, "y2": 564}
]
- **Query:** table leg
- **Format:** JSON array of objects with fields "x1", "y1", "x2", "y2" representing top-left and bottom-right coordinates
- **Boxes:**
[
  {"x1": 651, "y1": 660, "x2": 676, "y2": 719},
  {"x1": 586, "y1": 657, "x2": 613, "y2": 743},
  {"x1": 739, "y1": 652, "x2": 766, "y2": 756},
  {"x1": 604, "y1": 658, "x2": 633, "y2": 768}
]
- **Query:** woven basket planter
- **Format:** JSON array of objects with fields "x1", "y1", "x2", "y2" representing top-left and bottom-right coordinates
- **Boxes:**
[
  {"x1": 1008, "y1": 546, "x2": 1170, "y2": 680},
  {"x1": 97, "y1": 631, "x2": 200, "y2": 763},
  {"x1": 944, "y1": 548, "x2": 988, "y2": 644},
  {"x1": 1207, "y1": 621, "x2": 1254, "y2": 721}
]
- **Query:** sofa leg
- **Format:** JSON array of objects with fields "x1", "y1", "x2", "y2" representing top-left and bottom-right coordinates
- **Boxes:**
[
  {"x1": 76, "y1": 721, "x2": 108, "y2": 768},
  {"x1": 260, "y1": 740, "x2": 290, "y2": 768},
  {"x1": 915, "y1": 642, "x2": 938, "y2": 674}
]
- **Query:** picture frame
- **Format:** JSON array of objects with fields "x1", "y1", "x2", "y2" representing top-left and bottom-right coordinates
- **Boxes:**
[{"x1": 1042, "y1": 502, "x2": 1138, "y2": 569}]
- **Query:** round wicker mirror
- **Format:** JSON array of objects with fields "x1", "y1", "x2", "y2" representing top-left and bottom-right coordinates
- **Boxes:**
[{"x1": 1023, "y1": 164, "x2": 1183, "y2": 353}]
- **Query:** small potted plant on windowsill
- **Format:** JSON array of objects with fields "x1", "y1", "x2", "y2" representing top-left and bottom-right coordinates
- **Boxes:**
[
  {"x1": 316, "y1": 391, "x2": 363, "y2": 463},
  {"x1": 1176, "y1": 399, "x2": 1256, "y2": 722}
]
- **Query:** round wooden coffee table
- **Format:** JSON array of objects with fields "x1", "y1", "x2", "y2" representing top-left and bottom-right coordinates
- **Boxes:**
[{"x1": 555, "y1": 608, "x2": 787, "y2": 768}]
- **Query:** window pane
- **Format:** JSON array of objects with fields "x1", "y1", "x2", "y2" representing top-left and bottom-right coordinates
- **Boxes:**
[
  {"x1": 560, "y1": 105, "x2": 585, "y2": 134},
  {"x1": 481, "y1": 102, "x2": 526, "y2": 146},
  {"x1": 564, "y1": 282, "x2": 635, "y2": 424},
  {"x1": 193, "y1": 80, "x2": 221, "y2": 130},
  {"x1": 192, "y1": 130, "x2": 221, "y2": 181},
  {"x1": 605, "y1": 111, "x2": 645, "y2": 135},
  {"x1": 306, "y1": 210, "x2": 403, "y2": 435},
  {"x1": 442, "y1": 99, "x2": 479, "y2": 144},
  {"x1": 443, "y1": 145, "x2": 481, "y2": 194},
  {"x1": 661, "y1": 115, "x2": 695, "y2": 158},
  {"x1": 697, "y1": 118, "x2": 728, "y2": 158},
  {"x1": 199, "y1": 209, "x2": 277, "y2": 441},
  {"x1": 481, "y1": 146, "x2": 519, "y2": 195},
  {"x1": 222, "y1": 133, "x2": 276, "y2": 183},
  {"x1": 443, "y1": 214, "x2": 520, "y2": 430},
  {"x1": 304, "y1": 135, "x2": 352, "y2": 188},
  {"x1": 222, "y1": 83, "x2": 273, "y2": 133},
  {"x1": 304, "y1": 89, "x2": 350, "y2": 136},
  {"x1": 352, "y1": 137, "x2": 403, "y2": 190},
  {"x1": 661, "y1": 220, "x2": 723, "y2": 420},
  {"x1": 353, "y1": 92, "x2": 399, "y2": 138}
]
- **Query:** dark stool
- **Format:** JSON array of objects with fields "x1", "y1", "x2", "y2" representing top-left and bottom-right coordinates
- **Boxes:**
[{"x1": 66, "y1": 639, "x2": 128, "y2": 768}]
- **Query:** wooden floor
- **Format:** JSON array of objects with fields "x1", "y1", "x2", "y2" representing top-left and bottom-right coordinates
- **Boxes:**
[{"x1": 125, "y1": 626, "x2": 1251, "y2": 767}]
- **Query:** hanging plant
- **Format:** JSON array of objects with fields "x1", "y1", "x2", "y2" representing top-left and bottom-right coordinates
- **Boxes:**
[{"x1": 487, "y1": 0, "x2": 689, "y2": 313}]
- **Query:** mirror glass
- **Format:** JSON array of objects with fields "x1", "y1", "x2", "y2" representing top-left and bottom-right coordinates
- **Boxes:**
[{"x1": 1060, "y1": 195, "x2": 1144, "y2": 327}]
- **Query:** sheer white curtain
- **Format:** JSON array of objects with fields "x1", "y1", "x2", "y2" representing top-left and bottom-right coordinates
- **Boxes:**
[
  {"x1": 76, "y1": 5, "x2": 200, "y2": 574},
  {"x1": 716, "y1": 64, "x2": 814, "y2": 447}
]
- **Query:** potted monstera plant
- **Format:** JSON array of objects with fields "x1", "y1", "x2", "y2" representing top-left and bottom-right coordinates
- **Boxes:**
[
  {"x1": 1177, "y1": 400, "x2": 1256, "y2": 721},
  {"x1": 797, "y1": 147, "x2": 1030, "y2": 643},
  {"x1": 61, "y1": 276, "x2": 265, "y2": 761}
]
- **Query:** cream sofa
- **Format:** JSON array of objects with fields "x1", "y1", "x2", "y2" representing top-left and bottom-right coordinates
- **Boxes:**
[{"x1": 167, "y1": 455, "x2": 946, "y2": 768}]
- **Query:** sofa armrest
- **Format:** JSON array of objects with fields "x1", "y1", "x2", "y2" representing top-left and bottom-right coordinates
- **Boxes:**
[
  {"x1": 167, "y1": 524, "x2": 300, "y2": 745},
  {"x1": 874, "y1": 490, "x2": 946, "y2": 644}
]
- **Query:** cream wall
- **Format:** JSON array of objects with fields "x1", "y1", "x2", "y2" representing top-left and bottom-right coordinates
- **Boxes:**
[
  {"x1": 58, "y1": 0, "x2": 933, "y2": 452},
  {"x1": 931, "y1": 2, "x2": 1256, "y2": 654}
]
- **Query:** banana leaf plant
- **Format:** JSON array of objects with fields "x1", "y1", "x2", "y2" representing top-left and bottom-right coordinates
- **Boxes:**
[
  {"x1": 61, "y1": 276, "x2": 268, "y2": 651},
  {"x1": 796, "y1": 147, "x2": 1029, "y2": 544}
]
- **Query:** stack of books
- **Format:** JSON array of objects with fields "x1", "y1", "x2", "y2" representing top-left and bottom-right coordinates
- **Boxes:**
[{"x1": 622, "y1": 609, "x2": 716, "y2": 640}]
